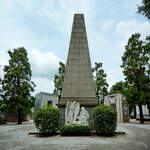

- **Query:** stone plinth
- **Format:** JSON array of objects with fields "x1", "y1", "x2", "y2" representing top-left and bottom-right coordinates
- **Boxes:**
[{"x1": 59, "y1": 106, "x2": 95, "y2": 129}]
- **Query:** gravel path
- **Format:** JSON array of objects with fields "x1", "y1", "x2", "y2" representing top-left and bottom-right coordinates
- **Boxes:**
[{"x1": 0, "y1": 121, "x2": 150, "y2": 150}]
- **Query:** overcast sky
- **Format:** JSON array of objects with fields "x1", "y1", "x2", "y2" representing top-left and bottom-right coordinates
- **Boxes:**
[{"x1": 0, "y1": 0, "x2": 150, "y2": 95}]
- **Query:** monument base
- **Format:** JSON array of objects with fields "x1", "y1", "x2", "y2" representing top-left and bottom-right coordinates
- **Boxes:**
[{"x1": 59, "y1": 106, "x2": 97, "y2": 130}]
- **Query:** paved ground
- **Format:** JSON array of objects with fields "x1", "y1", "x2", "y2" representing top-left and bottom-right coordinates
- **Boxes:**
[{"x1": 0, "y1": 120, "x2": 150, "y2": 150}]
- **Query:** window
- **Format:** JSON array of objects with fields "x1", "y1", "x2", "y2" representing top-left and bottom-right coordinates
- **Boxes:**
[{"x1": 47, "y1": 101, "x2": 52, "y2": 105}]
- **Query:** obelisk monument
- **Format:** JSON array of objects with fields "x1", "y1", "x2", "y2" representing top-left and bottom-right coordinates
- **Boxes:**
[{"x1": 58, "y1": 14, "x2": 98, "y2": 128}]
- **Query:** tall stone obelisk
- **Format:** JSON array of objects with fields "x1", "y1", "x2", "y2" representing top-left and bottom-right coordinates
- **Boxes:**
[{"x1": 59, "y1": 14, "x2": 98, "y2": 128}]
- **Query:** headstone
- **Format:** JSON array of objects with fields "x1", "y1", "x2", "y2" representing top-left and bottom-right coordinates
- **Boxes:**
[
  {"x1": 104, "y1": 93, "x2": 129, "y2": 123},
  {"x1": 58, "y1": 14, "x2": 98, "y2": 128}
]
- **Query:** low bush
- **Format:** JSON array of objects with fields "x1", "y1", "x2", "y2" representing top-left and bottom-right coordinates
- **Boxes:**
[
  {"x1": 93, "y1": 105, "x2": 117, "y2": 136},
  {"x1": 60, "y1": 125, "x2": 90, "y2": 136},
  {"x1": 34, "y1": 105, "x2": 60, "y2": 134}
]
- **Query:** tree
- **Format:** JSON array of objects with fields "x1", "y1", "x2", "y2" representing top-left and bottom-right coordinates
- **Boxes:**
[
  {"x1": 53, "y1": 62, "x2": 65, "y2": 96},
  {"x1": 92, "y1": 62, "x2": 108, "y2": 104},
  {"x1": 144, "y1": 36, "x2": 150, "y2": 115},
  {"x1": 0, "y1": 70, "x2": 2, "y2": 101},
  {"x1": 121, "y1": 33, "x2": 150, "y2": 123},
  {"x1": 1, "y1": 47, "x2": 35, "y2": 124},
  {"x1": 109, "y1": 81, "x2": 138, "y2": 118},
  {"x1": 109, "y1": 81, "x2": 126, "y2": 94},
  {"x1": 0, "y1": 74, "x2": 3, "y2": 106},
  {"x1": 137, "y1": 0, "x2": 150, "y2": 20}
]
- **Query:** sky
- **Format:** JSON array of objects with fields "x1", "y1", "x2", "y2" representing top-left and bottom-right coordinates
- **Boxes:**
[{"x1": 0, "y1": 0, "x2": 150, "y2": 95}]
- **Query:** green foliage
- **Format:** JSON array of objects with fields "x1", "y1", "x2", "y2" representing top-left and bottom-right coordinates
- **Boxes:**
[
  {"x1": 109, "y1": 81, "x2": 126, "y2": 94},
  {"x1": 53, "y1": 62, "x2": 65, "y2": 96},
  {"x1": 0, "y1": 104, "x2": 7, "y2": 112},
  {"x1": 93, "y1": 105, "x2": 117, "y2": 136},
  {"x1": 138, "y1": 0, "x2": 150, "y2": 20},
  {"x1": 30, "y1": 96, "x2": 35, "y2": 108},
  {"x1": 109, "y1": 81, "x2": 136, "y2": 112},
  {"x1": 34, "y1": 105, "x2": 60, "y2": 134},
  {"x1": 92, "y1": 62, "x2": 108, "y2": 103},
  {"x1": 60, "y1": 125, "x2": 90, "y2": 136},
  {"x1": 121, "y1": 33, "x2": 150, "y2": 123},
  {"x1": 144, "y1": 36, "x2": 150, "y2": 113},
  {"x1": 1, "y1": 47, "x2": 35, "y2": 124},
  {"x1": 0, "y1": 77, "x2": 5, "y2": 101}
]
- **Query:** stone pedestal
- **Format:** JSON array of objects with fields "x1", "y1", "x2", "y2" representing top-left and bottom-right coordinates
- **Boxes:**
[{"x1": 59, "y1": 105, "x2": 96, "y2": 129}]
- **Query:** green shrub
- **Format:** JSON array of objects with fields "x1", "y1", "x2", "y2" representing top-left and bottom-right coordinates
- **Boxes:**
[
  {"x1": 60, "y1": 125, "x2": 90, "y2": 136},
  {"x1": 93, "y1": 105, "x2": 117, "y2": 136},
  {"x1": 0, "y1": 104, "x2": 7, "y2": 112},
  {"x1": 34, "y1": 105, "x2": 60, "y2": 134}
]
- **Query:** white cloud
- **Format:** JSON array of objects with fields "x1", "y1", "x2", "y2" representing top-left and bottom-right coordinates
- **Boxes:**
[
  {"x1": 0, "y1": 0, "x2": 149, "y2": 95},
  {"x1": 38, "y1": 0, "x2": 92, "y2": 34},
  {"x1": 106, "y1": 68, "x2": 125, "y2": 90},
  {"x1": 115, "y1": 20, "x2": 150, "y2": 51},
  {"x1": 106, "y1": 19, "x2": 150, "y2": 89},
  {"x1": 28, "y1": 49, "x2": 63, "y2": 95},
  {"x1": 32, "y1": 77, "x2": 54, "y2": 95},
  {"x1": 0, "y1": 48, "x2": 62, "y2": 95},
  {"x1": 29, "y1": 49, "x2": 63, "y2": 79},
  {"x1": 100, "y1": 20, "x2": 115, "y2": 31}
]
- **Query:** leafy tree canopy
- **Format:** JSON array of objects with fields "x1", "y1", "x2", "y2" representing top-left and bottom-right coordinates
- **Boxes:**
[
  {"x1": 121, "y1": 33, "x2": 150, "y2": 123},
  {"x1": 1, "y1": 47, "x2": 35, "y2": 124},
  {"x1": 109, "y1": 81, "x2": 126, "y2": 94},
  {"x1": 92, "y1": 62, "x2": 108, "y2": 104},
  {"x1": 53, "y1": 62, "x2": 65, "y2": 96},
  {"x1": 138, "y1": 0, "x2": 150, "y2": 20}
]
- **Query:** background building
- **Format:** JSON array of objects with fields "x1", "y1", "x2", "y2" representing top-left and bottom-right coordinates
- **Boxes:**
[
  {"x1": 104, "y1": 93, "x2": 129, "y2": 123},
  {"x1": 34, "y1": 92, "x2": 58, "y2": 114}
]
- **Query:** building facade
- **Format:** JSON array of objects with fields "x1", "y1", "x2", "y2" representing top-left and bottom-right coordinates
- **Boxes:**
[{"x1": 34, "y1": 92, "x2": 58, "y2": 114}]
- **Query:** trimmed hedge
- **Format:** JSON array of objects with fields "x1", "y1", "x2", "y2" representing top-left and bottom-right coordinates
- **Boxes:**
[
  {"x1": 93, "y1": 105, "x2": 117, "y2": 136},
  {"x1": 34, "y1": 105, "x2": 60, "y2": 134},
  {"x1": 60, "y1": 125, "x2": 90, "y2": 136}
]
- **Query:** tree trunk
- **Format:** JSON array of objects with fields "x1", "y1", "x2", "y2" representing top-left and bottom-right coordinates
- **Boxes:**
[
  {"x1": 17, "y1": 109, "x2": 22, "y2": 125},
  {"x1": 138, "y1": 104, "x2": 144, "y2": 124},
  {"x1": 134, "y1": 106, "x2": 136, "y2": 119}
]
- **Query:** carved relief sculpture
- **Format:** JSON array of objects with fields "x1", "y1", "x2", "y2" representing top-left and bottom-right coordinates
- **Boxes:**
[{"x1": 65, "y1": 101, "x2": 89, "y2": 126}]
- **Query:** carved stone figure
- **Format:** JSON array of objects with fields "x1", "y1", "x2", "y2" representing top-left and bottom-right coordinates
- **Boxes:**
[
  {"x1": 73, "y1": 102, "x2": 80, "y2": 122},
  {"x1": 65, "y1": 101, "x2": 89, "y2": 126},
  {"x1": 65, "y1": 101, "x2": 71, "y2": 124},
  {"x1": 65, "y1": 101, "x2": 80, "y2": 124},
  {"x1": 78, "y1": 107, "x2": 89, "y2": 126}
]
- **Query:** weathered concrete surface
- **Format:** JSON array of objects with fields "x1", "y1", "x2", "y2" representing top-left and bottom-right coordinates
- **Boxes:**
[
  {"x1": 59, "y1": 14, "x2": 98, "y2": 105},
  {"x1": 0, "y1": 121, "x2": 150, "y2": 150}
]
